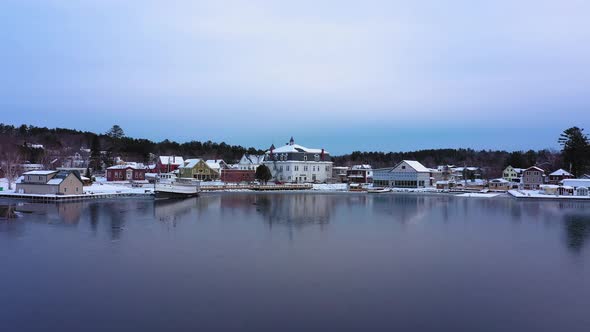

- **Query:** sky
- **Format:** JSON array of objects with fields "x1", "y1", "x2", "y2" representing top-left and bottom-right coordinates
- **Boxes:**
[{"x1": 1, "y1": 0, "x2": 589, "y2": 155}]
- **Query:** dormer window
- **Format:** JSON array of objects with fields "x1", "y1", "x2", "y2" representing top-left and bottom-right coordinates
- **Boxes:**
[
  {"x1": 314, "y1": 154, "x2": 319, "y2": 161},
  {"x1": 304, "y1": 155, "x2": 307, "y2": 161}
]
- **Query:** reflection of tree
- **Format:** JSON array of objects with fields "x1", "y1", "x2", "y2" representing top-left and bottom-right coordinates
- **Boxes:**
[{"x1": 564, "y1": 214, "x2": 590, "y2": 252}]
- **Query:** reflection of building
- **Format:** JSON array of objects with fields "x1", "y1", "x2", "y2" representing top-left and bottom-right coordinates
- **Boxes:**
[
  {"x1": 16, "y1": 170, "x2": 83, "y2": 195},
  {"x1": 263, "y1": 137, "x2": 332, "y2": 183}
]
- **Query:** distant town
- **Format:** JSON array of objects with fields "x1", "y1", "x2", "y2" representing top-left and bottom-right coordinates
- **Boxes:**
[{"x1": 1, "y1": 123, "x2": 589, "y2": 200}]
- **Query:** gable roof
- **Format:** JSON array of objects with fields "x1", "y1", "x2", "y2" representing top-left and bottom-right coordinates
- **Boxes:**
[
  {"x1": 180, "y1": 158, "x2": 202, "y2": 169},
  {"x1": 159, "y1": 156, "x2": 184, "y2": 166},
  {"x1": 549, "y1": 169, "x2": 573, "y2": 176},
  {"x1": 525, "y1": 166, "x2": 545, "y2": 173},
  {"x1": 398, "y1": 160, "x2": 430, "y2": 173},
  {"x1": 239, "y1": 154, "x2": 265, "y2": 165}
]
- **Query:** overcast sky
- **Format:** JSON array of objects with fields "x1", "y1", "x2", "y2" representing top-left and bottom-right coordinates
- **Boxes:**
[{"x1": 1, "y1": 0, "x2": 589, "y2": 154}]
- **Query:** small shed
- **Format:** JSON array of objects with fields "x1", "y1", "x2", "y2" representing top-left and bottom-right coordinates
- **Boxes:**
[{"x1": 576, "y1": 186, "x2": 589, "y2": 196}]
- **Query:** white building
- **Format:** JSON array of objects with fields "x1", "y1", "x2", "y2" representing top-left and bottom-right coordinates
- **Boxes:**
[
  {"x1": 262, "y1": 137, "x2": 332, "y2": 183},
  {"x1": 373, "y1": 160, "x2": 432, "y2": 188},
  {"x1": 237, "y1": 154, "x2": 265, "y2": 171}
]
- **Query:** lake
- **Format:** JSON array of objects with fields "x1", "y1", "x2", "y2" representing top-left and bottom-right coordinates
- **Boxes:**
[{"x1": 1, "y1": 193, "x2": 590, "y2": 331}]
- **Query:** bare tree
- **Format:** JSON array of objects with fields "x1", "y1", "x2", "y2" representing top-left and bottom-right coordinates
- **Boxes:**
[{"x1": 2, "y1": 150, "x2": 22, "y2": 190}]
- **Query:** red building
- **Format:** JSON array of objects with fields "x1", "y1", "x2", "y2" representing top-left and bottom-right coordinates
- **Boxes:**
[
  {"x1": 221, "y1": 169, "x2": 256, "y2": 183},
  {"x1": 152, "y1": 156, "x2": 185, "y2": 173},
  {"x1": 106, "y1": 164, "x2": 148, "y2": 181}
]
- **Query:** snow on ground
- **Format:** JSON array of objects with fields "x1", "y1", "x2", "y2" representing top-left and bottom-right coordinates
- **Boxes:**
[
  {"x1": 456, "y1": 193, "x2": 501, "y2": 198},
  {"x1": 84, "y1": 182, "x2": 152, "y2": 194},
  {"x1": 0, "y1": 178, "x2": 15, "y2": 193},
  {"x1": 508, "y1": 190, "x2": 590, "y2": 200},
  {"x1": 312, "y1": 183, "x2": 348, "y2": 191}
]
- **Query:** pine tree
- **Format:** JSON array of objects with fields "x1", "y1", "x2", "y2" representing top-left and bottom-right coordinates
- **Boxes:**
[{"x1": 559, "y1": 127, "x2": 590, "y2": 177}]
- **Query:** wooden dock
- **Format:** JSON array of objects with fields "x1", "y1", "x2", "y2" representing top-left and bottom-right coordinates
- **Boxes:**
[
  {"x1": 0, "y1": 192, "x2": 153, "y2": 203},
  {"x1": 200, "y1": 184, "x2": 313, "y2": 191}
]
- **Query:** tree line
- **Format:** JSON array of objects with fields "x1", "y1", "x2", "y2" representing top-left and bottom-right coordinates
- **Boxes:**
[{"x1": 1, "y1": 123, "x2": 588, "y2": 178}]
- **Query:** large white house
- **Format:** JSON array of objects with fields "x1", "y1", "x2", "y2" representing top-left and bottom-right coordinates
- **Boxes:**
[
  {"x1": 373, "y1": 160, "x2": 433, "y2": 188},
  {"x1": 237, "y1": 154, "x2": 266, "y2": 171},
  {"x1": 262, "y1": 137, "x2": 332, "y2": 183}
]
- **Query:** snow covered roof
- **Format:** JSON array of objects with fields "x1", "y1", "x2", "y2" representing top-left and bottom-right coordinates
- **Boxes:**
[
  {"x1": 47, "y1": 178, "x2": 64, "y2": 185},
  {"x1": 351, "y1": 164, "x2": 372, "y2": 170},
  {"x1": 525, "y1": 166, "x2": 545, "y2": 173},
  {"x1": 159, "y1": 156, "x2": 184, "y2": 166},
  {"x1": 452, "y1": 167, "x2": 480, "y2": 172},
  {"x1": 401, "y1": 160, "x2": 430, "y2": 173},
  {"x1": 180, "y1": 158, "x2": 202, "y2": 169},
  {"x1": 490, "y1": 178, "x2": 510, "y2": 183},
  {"x1": 267, "y1": 143, "x2": 328, "y2": 155},
  {"x1": 562, "y1": 179, "x2": 590, "y2": 188},
  {"x1": 240, "y1": 154, "x2": 265, "y2": 165},
  {"x1": 23, "y1": 170, "x2": 58, "y2": 175},
  {"x1": 107, "y1": 163, "x2": 147, "y2": 170},
  {"x1": 206, "y1": 160, "x2": 225, "y2": 170},
  {"x1": 549, "y1": 169, "x2": 573, "y2": 176}
]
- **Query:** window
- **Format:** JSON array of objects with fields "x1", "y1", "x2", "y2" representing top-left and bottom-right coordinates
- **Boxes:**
[
  {"x1": 402, "y1": 166, "x2": 406, "y2": 170},
  {"x1": 286, "y1": 166, "x2": 290, "y2": 171},
  {"x1": 304, "y1": 155, "x2": 307, "y2": 161}
]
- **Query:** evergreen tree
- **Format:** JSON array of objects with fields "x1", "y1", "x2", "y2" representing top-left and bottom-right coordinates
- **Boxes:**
[
  {"x1": 90, "y1": 135, "x2": 102, "y2": 171},
  {"x1": 255, "y1": 165, "x2": 272, "y2": 184},
  {"x1": 106, "y1": 125, "x2": 125, "y2": 139},
  {"x1": 559, "y1": 127, "x2": 590, "y2": 177}
]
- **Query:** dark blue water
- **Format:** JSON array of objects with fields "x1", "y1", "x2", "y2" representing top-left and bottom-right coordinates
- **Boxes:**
[{"x1": 1, "y1": 193, "x2": 590, "y2": 331}]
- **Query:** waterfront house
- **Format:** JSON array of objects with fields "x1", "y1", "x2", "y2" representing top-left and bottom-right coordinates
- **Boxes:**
[
  {"x1": 237, "y1": 154, "x2": 265, "y2": 171},
  {"x1": 106, "y1": 163, "x2": 147, "y2": 182},
  {"x1": 488, "y1": 178, "x2": 511, "y2": 191},
  {"x1": 332, "y1": 166, "x2": 349, "y2": 183},
  {"x1": 373, "y1": 160, "x2": 431, "y2": 188},
  {"x1": 561, "y1": 179, "x2": 590, "y2": 189},
  {"x1": 262, "y1": 137, "x2": 332, "y2": 183},
  {"x1": 502, "y1": 166, "x2": 525, "y2": 183},
  {"x1": 179, "y1": 159, "x2": 221, "y2": 181},
  {"x1": 576, "y1": 187, "x2": 589, "y2": 196},
  {"x1": 436, "y1": 180, "x2": 455, "y2": 190},
  {"x1": 220, "y1": 169, "x2": 256, "y2": 183},
  {"x1": 548, "y1": 169, "x2": 574, "y2": 184},
  {"x1": 15, "y1": 170, "x2": 83, "y2": 195},
  {"x1": 156, "y1": 156, "x2": 185, "y2": 173},
  {"x1": 522, "y1": 166, "x2": 545, "y2": 190},
  {"x1": 452, "y1": 167, "x2": 482, "y2": 181},
  {"x1": 347, "y1": 165, "x2": 373, "y2": 184},
  {"x1": 206, "y1": 160, "x2": 228, "y2": 175}
]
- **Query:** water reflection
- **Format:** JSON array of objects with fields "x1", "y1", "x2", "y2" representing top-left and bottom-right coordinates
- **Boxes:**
[
  {"x1": 2, "y1": 194, "x2": 590, "y2": 254},
  {"x1": 564, "y1": 214, "x2": 590, "y2": 252}
]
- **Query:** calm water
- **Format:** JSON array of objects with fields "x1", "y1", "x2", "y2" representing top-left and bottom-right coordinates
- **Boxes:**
[{"x1": 1, "y1": 193, "x2": 590, "y2": 332}]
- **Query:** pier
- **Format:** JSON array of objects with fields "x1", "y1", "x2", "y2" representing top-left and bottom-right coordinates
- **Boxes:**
[{"x1": 0, "y1": 192, "x2": 153, "y2": 203}]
